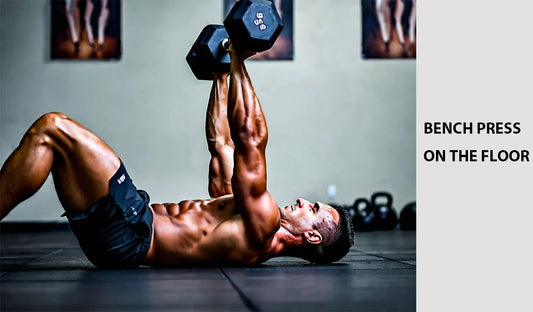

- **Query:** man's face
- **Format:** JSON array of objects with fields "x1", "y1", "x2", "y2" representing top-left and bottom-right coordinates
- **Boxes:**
[{"x1": 280, "y1": 198, "x2": 340, "y2": 236}]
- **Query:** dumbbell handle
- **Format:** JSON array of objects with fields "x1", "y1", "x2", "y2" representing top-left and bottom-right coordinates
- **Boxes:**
[{"x1": 221, "y1": 38, "x2": 230, "y2": 50}]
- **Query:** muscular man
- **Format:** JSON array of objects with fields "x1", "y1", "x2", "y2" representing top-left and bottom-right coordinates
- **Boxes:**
[{"x1": 0, "y1": 44, "x2": 354, "y2": 268}]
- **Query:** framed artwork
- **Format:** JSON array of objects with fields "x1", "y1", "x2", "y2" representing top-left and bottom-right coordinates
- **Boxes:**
[
  {"x1": 51, "y1": 0, "x2": 121, "y2": 60},
  {"x1": 362, "y1": 0, "x2": 416, "y2": 59},
  {"x1": 224, "y1": 0, "x2": 294, "y2": 60}
]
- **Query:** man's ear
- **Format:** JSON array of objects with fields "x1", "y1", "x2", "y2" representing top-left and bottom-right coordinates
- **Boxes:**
[{"x1": 304, "y1": 230, "x2": 322, "y2": 245}]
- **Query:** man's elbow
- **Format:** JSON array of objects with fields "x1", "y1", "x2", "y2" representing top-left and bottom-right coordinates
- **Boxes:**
[{"x1": 233, "y1": 128, "x2": 267, "y2": 149}]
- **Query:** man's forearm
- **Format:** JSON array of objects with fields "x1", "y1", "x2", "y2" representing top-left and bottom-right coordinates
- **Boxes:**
[
  {"x1": 206, "y1": 73, "x2": 232, "y2": 151},
  {"x1": 206, "y1": 73, "x2": 234, "y2": 197},
  {"x1": 227, "y1": 57, "x2": 268, "y2": 154}
]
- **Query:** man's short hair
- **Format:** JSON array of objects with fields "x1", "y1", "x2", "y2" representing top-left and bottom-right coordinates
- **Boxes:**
[{"x1": 307, "y1": 206, "x2": 355, "y2": 264}]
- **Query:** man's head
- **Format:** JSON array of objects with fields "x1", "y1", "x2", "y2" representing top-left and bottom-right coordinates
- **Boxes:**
[{"x1": 279, "y1": 198, "x2": 355, "y2": 264}]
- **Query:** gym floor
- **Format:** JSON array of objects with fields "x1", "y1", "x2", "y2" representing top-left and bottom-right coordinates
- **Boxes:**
[{"x1": 0, "y1": 226, "x2": 415, "y2": 312}]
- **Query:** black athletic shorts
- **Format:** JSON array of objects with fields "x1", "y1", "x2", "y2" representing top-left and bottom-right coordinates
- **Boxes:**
[{"x1": 64, "y1": 162, "x2": 153, "y2": 269}]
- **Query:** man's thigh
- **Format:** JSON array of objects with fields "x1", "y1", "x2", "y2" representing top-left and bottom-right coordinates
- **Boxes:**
[{"x1": 50, "y1": 114, "x2": 121, "y2": 213}]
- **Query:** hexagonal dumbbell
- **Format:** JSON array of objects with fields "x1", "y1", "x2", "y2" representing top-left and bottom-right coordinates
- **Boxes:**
[
  {"x1": 186, "y1": 25, "x2": 231, "y2": 80},
  {"x1": 186, "y1": 0, "x2": 283, "y2": 80},
  {"x1": 224, "y1": 0, "x2": 283, "y2": 52}
]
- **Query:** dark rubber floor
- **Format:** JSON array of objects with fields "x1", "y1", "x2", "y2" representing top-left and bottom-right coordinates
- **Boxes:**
[{"x1": 0, "y1": 227, "x2": 415, "y2": 311}]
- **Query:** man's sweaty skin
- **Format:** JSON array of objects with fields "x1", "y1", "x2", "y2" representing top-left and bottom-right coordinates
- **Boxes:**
[{"x1": 147, "y1": 196, "x2": 252, "y2": 266}]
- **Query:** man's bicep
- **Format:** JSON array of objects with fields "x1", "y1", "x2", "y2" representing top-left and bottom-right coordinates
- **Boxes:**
[
  {"x1": 238, "y1": 190, "x2": 280, "y2": 247},
  {"x1": 232, "y1": 146, "x2": 280, "y2": 246},
  {"x1": 232, "y1": 147, "x2": 268, "y2": 196}
]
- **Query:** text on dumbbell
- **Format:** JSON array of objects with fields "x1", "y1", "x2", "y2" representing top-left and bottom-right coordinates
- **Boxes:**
[{"x1": 254, "y1": 12, "x2": 267, "y2": 30}]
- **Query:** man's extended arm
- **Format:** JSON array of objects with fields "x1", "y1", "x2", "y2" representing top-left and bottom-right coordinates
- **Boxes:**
[
  {"x1": 227, "y1": 46, "x2": 279, "y2": 247},
  {"x1": 206, "y1": 73, "x2": 234, "y2": 198}
]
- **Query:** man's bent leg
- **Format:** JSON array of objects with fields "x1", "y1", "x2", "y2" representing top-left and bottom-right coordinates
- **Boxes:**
[{"x1": 0, "y1": 112, "x2": 120, "y2": 220}]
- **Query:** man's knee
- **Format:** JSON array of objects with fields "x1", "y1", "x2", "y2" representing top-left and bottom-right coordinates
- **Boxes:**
[{"x1": 26, "y1": 112, "x2": 71, "y2": 143}]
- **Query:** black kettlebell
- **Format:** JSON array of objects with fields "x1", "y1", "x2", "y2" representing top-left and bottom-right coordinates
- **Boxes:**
[
  {"x1": 352, "y1": 198, "x2": 376, "y2": 231},
  {"x1": 400, "y1": 201, "x2": 416, "y2": 230},
  {"x1": 370, "y1": 192, "x2": 398, "y2": 230}
]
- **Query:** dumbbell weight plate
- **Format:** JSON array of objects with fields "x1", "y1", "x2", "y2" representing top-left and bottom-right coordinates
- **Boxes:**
[
  {"x1": 186, "y1": 25, "x2": 231, "y2": 80},
  {"x1": 224, "y1": 0, "x2": 283, "y2": 52}
]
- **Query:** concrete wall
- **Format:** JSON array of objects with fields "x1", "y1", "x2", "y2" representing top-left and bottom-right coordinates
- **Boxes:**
[{"x1": 0, "y1": 0, "x2": 415, "y2": 221}]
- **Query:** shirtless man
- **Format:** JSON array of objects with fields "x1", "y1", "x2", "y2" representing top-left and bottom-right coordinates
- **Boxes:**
[{"x1": 0, "y1": 44, "x2": 354, "y2": 268}]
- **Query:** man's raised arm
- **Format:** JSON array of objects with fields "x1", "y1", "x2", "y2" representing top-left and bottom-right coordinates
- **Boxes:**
[
  {"x1": 227, "y1": 45, "x2": 280, "y2": 248},
  {"x1": 205, "y1": 73, "x2": 234, "y2": 198}
]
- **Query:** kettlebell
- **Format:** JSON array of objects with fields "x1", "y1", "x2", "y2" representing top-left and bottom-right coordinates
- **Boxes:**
[
  {"x1": 400, "y1": 201, "x2": 416, "y2": 230},
  {"x1": 352, "y1": 198, "x2": 376, "y2": 231},
  {"x1": 370, "y1": 191, "x2": 398, "y2": 230}
]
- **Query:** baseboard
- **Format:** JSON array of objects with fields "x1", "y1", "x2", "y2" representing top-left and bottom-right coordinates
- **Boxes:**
[{"x1": 0, "y1": 222, "x2": 71, "y2": 232}]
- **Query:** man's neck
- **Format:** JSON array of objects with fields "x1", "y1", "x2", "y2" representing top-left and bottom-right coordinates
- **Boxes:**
[{"x1": 263, "y1": 226, "x2": 303, "y2": 258}]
